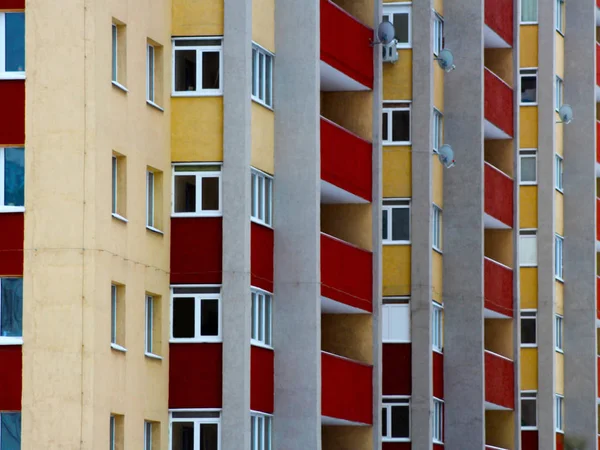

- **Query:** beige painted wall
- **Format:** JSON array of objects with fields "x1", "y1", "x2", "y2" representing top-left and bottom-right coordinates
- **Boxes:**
[
  {"x1": 323, "y1": 426, "x2": 372, "y2": 450},
  {"x1": 485, "y1": 319, "x2": 513, "y2": 359},
  {"x1": 484, "y1": 140, "x2": 514, "y2": 177},
  {"x1": 321, "y1": 204, "x2": 373, "y2": 251},
  {"x1": 321, "y1": 314, "x2": 373, "y2": 364},
  {"x1": 485, "y1": 230, "x2": 513, "y2": 268},
  {"x1": 321, "y1": 91, "x2": 373, "y2": 141}
]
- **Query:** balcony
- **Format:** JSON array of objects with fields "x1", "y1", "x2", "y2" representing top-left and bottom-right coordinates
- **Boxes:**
[
  {"x1": 485, "y1": 350, "x2": 514, "y2": 410},
  {"x1": 320, "y1": 0, "x2": 373, "y2": 91},
  {"x1": 484, "y1": 162, "x2": 513, "y2": 229},
  {"x1": 322, "y1": 351, "x2": 373, "y2": 425},
  {"x1": 597, "y1": 277, "x2": 600, "y2": 324},
  {"x1": 597, "y1": 198, "x2": 600, "y2": 251},
  {"x1": 484, "y1": 257, "x2": 513, "y2": 318},
  {"x1": 321, "y1": 233, "x2": 373, "y2": 313},
  {"x1": 321, "y1": 117, "x2": 372, "y2": 203},
  {"x1": 484, "y1": 0, "x2": 513, "y2": 48},
  {"x1": 596, "y1": 44, "x2": 600, "y2": 100},
  {"x1": 486, "y1": 446, "x2": 510, "y2": 450},
  {"x1": 598, "y1": 355, "x2": 600, "y2": 395},
  {"x1": 484, "y1": 68, "x2": 514, "y2": 139},
  {"x1": 596, "y1": 122, "x2": 600, "y2": 176}
]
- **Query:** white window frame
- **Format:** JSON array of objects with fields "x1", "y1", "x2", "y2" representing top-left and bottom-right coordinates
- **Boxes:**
[
  {"x1": 382, "y1": 5, "x2": 411, "y2": 48},
  {"x1": 521, "y1": 309, "x2": 537, "y2": 347},
  {"x1": 519, "y1": 229, "x2": 538, "y2": 267},
  {"x1": 432, "y1": 302, "x2": 443, "y2": 353},
  {"x1": 172, "y1": 164, "x2": 222, "y2": 218},
  {"x1": 519, "y1": 149, "x2": 537, "y2": 185},
  {"x1": 382, "y1": 297, "x2": 410, "y2": 343},
  {"x1": 250, "y1": 412, "x2": 272, "y2": 450},
  {"x1": 520, "y1": 0, "x2": 538, "y2": 24},
  {"x1": 112, "y1": 24, "x2": 118, "y2": 83},
  {"x1": 0, "y1": 147, "x2": 25, "y2": 212},
  {"x1": 555, "y1": 234, "x2": 564, "y2": 281},
  {"x1": 555, "y1": 76, "x2": 563, "y2": 111},
  {"x1": 519, "y1": 68, "x2": 538, "y2": 105},
  {"x1": 109, "y1": 415, "x2": 116, "y2": 450},
  {"x1": 555, "y1": 394, "x2": 564, "y2": 432},
  {"x1": 383, "y1": 103, "x2": 411, "y2": 145},
  {"x1": 432, "y1": 204, "x2": 442, "y2": 252},
  {"x1": 110, "y1": 284, "x2": 118, "y2": 345},
  {"x1": 555, "y1": 0, "x2": 564, "y2": 34},
  {"x1": 0, "y1": 12, "x2": 25, "y2": 79},
  {"x1": 169, "y1": 411, "x2": 221, "y2": 450},
  {"x1": 251, "y1": 44, "x2": 274, "y2": 108},
  {"x1": 147, "y1": 43, "x2": 155, "y2": 103},
  {"x1": 555, "y1": 314, "x2": 563, "y2": 353},
  {"x1": 144, "y1": 421, "x2": 153, "y2": 450},
  {"x1": 555, "y1": 154, "x2": 563, "y2": 192},
  {"x1": 382, "y1": 396, "x2": 410, "y2": 442},
  {"x1": 146, "y1": 170, "x2": 155, "y2": 228},
  {"x1": 251, "y1": 168, "x2": 273, "y2": 227},
  {"x1": 382, "y1": 199, "x2": 411, "y2": 245},
  {"x1": 521, "y1": 391, "x2": 538, "y2": 430},
  {"x1": 432, "y1": 12, "x2": 443, "y2": 57},
  {"x1": 432, "y1": 398, "x2": 444, "y2": 443},
  {"x1": 170, "y1": 287, "x2": 222, "y2": 343},
  {"x1": 172, "y1": 37, "x2": 223, "y2": 97},
  {"x1": 432, "y1": 108, "x2": 443, "y2": 152},
  {"x1": 251, "y1": 288, "x2": 273, "y2": 348},
  {"x1": 145, "y1": 295, "x2": 155, "y2": 356}
]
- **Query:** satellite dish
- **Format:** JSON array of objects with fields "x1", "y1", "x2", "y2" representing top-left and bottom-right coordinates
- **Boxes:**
[
  {"x1": 436, "y1": 144, "x2": 455, "y2": 169},
  {"x1": 557, "y1": 104, "x2": 573, "y2": 124},
  {"x1": 435, "y1": 49, "x2": 456, "y2": 73},
  {"x1": 372, "y1": 21, "x2": 396, "y2": 45}
]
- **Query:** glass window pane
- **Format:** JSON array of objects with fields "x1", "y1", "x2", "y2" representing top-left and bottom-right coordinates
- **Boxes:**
[
  {"x1": 174, "y1": 175, "x2": 196, "y2": 213},
  {"x1": 259, "y1": 53, "x2": 265, "y2": 100},
  {"x1": 173, "y1": 297, "x2": 195, "y2": 338},
  {"x1": 265, "y1": 296, "x2": 272, "y2": 345},
  {"x1": 175, "y1": 39, "x2": 221, "y2": 47},
  {"x1": 146, "y1": 298, "x2": 153, "y2": 353},
  {"x1": 171, "y1": 421, "x2": 195, "y2": 450},
  {"x1": 265, "y1": 178, "x2": 272, "y2": 225},
  {"x1": 521, "y1": 0, "x2": 538, "y2": 22},
  {"x1": 201, "y1": 299, "x2": 219, "y2": 336},
  {"x1": 112, "y1": 25, "x2": 118, "y2": 81},
  {"x1": 391, "y1": 110, "x2": 410, "y2": 142},
  {"x1": 175, "y1": 50, "x2": 197, "y2": 92},
  {"x1": 148, "y1": 46, "x2": 155, "y2": 101},
  {"x1": 5, "y1": 13, "x2": 25, "y2": 72},
  {"x1": 521, "y1": 317, "x2": 536, "y2": 344},
  {"x1": 382, "y1": 112, "x2": 389, "y2": 140},
  {"x1": 251, "y1": 293, "x2": 258, "y2": 340},
  {"x1": 393, "y1": 13, "x2": 409, "y2": 44},
  {"x1": 381, "y1": 407, "x2": 388, "y2": 437},
  {"x1": 199, "y1": 423, "x2": 219, "y2": 450},
  {"x1": 202, "y1": 51, "x2": 220, "y2": 90},
  {"x1": 265, "y1": 56, "x2": 272, "y2": 106},
  {"x1": 382, "y1": 209, "x2": 388, "y2": 240},
  {"x1": 521, "y1": 398, "x2": 536, "y2": 426},
  {"x1": 4, "y1": 148, "x2": 24, "y2": 207},
  {"x1": 252, "y1": 48, "x2": 257, "y2": 97},
  {"x1": 258, "y1": 295, "x2": 264, "y2": 342},
  {"x1": 521, "y1": 75, "x2": 537, "y2": 103},
  {"x1": 112, "y1": 157, "x2": 117, "y2": 213},
  {"x1": 258, "y1": 177, "x2": 264, "y2": 220},
  {"x1": 0, "y1": 412, "x2": 21, "y2": 450},
  {"x1": 0, "y1": 278, "x2": 22, "y2": 337},
  {"x1": 391, "y1": 207, "x2": 410, "y2": 241},
  {"x1": 521, "y1": 156, "x2": 536, "y2": 182},
  {"x1": 147, "y1": 172, "x2": 154, "y2": 226},
  {"x1": 201, "y1": 177, "x2": 220, "y2": 211},
  {"x1": 391, "y1": 405, "x2": 409, "y2": 438}
]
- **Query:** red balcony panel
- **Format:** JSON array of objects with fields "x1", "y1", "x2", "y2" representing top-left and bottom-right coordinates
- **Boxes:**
[
  {"x1": 596, "y1": 122, "x2": 600, "y2": 163},
  {"x1": 0, "y1": 0, "x2": 24, "y2": 8},
  {"x1": 433, "y1": 445, "x2": 444, "y2": 450},
  {"x1": 597, "y1": 198, "x2": 600, "y2": 241},
  {"x1": 597, "y1": 277, "x2": 600, "y2": 320},
  {"x1": 251, "y1": 222, "x2": 274, "y2": 293},
  {"x1": 320, "y1": 0, "x2": 373, "y2": 89},
  {"x1": 383, "y1": 343, "x2": 411, "y2": 395},
  {"x1": 597, "y1": 44, "x2": 600, "y2": 86},
  {"x1": 322, "y1": 352, "x2": 373, "y2": 424},
  {"x1": 383, "y1": 444, "x2": 411, "y2": 450},
  {"x1": 484, "y1": 69, "x2": 514, "y2": 138},
  {"x1": 484, "y1": 257, "x2": 514, "y2": 317},
  {"x1": 556, "y1": 433, "x2": 564, "y2": 450},
  {"x1": 433, "y1": 351, "x2": 444, "y2": 399},
  {"x1": 169, "y1": 343, "x2": 222, "y2": 408},
  {"x1": 484, "y1": 0, "x2": 513, "y2": 46},
  {"x1": 485, "y1": 162, "x2": 514, "y2": 228},
  {"x1": 0, "y1": 81, "x2": 24, "y2": 145},
  {"x1": 0, "y1": 346, "x2": 21, "y2": 410},
  {"x1": 321, "y1": 117, "x2": 372, "y2": 202},
  {"x1": 171, "y1": 217, "x2": 222, "y2": 285},
  {"x1": 522, "y1": 431, "x2": 539, "y2": 450},
  {"x1": 0, "y1": 213, "x2": 23, "y2": 276},
  {"x1": 321, "y1": 233, "x2": 372, "y2": 312},
  {"x1": 250, "y1": 345, "x2": 274, "y2": 414},
  {"x1": 597, "y1": 356, "x2": 600, "y2": 395},
  {"x1": 484, "y1": 351, "x2": 514, "y2": 409}
]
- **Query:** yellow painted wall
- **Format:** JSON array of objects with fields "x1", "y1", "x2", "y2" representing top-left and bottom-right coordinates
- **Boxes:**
[
  {"x1": 484, "y1": 48, "x2": 513, "y2": 86},
  {"x1": 556, "y1": 123, "x2": 563, "y2": 157},
  {"x1": 520, "y1": 268, "x2": 538, "y2": 309},
  {"x1": 321, "y1": 314, "x2": 373, "y2": 364},
  {"x1": 383, "y1": 50, "x2": 412, "y2": 100},
  {"x1": 321, "y1": 91, "x2": 373, "y2": 141},
  {"x1": 485, "y1": 319, "x2": 513, "y2": 359},
  {"x1": 520, "y1": 26, "x2": 539, "y2": 68},
  {"x1": 433, "y1": 157, "x2": 444, "y2": 208},
  {"x1": 172, "y1": 0, "x2": 223, "y2": 36},
  {"x1": 484, "y1": 230, "x2": 513, "y2": 268},
  {"x1": 521, "y1": 348, "x2": 538, "y2": 390},
  {"x1": 383, "y1": 245, "x2": 411, "y2": 296},
  {"x1": 555, "y1": 33, "x2": 564, "y2": 79},
  {"x1": 484, "y1": 140, "x2": 514, "y2": 177},
  {"x1": 555, "y1": 352, "x2": 564, "y2": 395},
  {"x1": 172, "y1": 97, "x2": 223, "y2": 162},
  {"x1": 556, "y1": 281, "x2": 564, "y2": 316},
  {"x1": 251, "y1": 103, "x2": 274, "y2": 174},
  {"x1": 434, "y1": 64, "x2": 444, "y2": 112},
  {"x1": 520, "y1": 107, "x2": 538, "y2": 148},
  {"x1": 555, "y1": 191, "x2": 564, "y2": 236},
  {"x1": 485, "y1": 411, "x2": 515, "y2": 450},
  {"x1": 520, "y1": 186, "x2": 538, "y2": 229},
  {"x1": 333, "y1": 0, "x2": 374, "y2": 26},
  {"x1": 323, "y1": 426, "x2": 372, "y2": 450},
  {"x1": 432, "y1": 250, "x2": 443, "y2": 303},
  {"x1": 321, "y1": 204, "x2": 372, "y2": 251},
  {"x1": 434, "y1": 0, "x2": 443, "y2": 15},
  {"x1": 383, "y1": 147, "x2": 411, "y2": 197},
  {"x1": 252, "y1": 0, "x2": 274, "y2": 52}
]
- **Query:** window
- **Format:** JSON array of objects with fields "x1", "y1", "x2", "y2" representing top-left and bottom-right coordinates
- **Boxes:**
[
  {"x1": 521, "y1": 0, "x2": 538, "y2": 23},
  {"x1": 519, "y1": 150, "x2": 537, "y2": 185},
  {"x1": 519, "y1": 230, "x2": 537, "y2": 267},
  {"x1": 171, "y1": 287, "x2": 220, "y2": 342},
  {"x1": 521, "y1": 310, "x2": 537, "y2": 346},
  {"x1": 112, "y1": 24, "x2": 118, "y2": 82},
  {"x1": 555, "y1": 76, "x2": 563, "y2": 110},
  {"x1": 0, "y1": 278, "x2": 22, "y2": 340},
  {"x1": 173, "y1": 38, "x2": 222, "y2": 96},
  {"x1": 555, "y1": 154, "x2": 563, "y2": 192},
  {"x1": 251, "y1": 413, "x2": 272, "y2": 450},
  {"x1": 433, "y1": 13, "x2": 443, "y2": 56},
  {"x1": 520, "y1": 69, "x2": 538, "y2": 104},
  {"x1": 173, "y1": 165, "x2": 221, "y2": 217},
  {"x1": 433, "y1": 109, "x2": 443, "y2": 151},
  {"x1": 432, "y1": 204, "x2": 442, "y2": 251},
  {"x1": 109, "y1": 415, "x2": 115, "y2": 450},
  {"x1": 0, "y1": 148, "x2": 24, "y2": 211},
  {"x1": 555, "y1": 0, "x2": 565, "y2": 34},
  {"x1": 382, "y1": 297, "x2": 410, "y2": 343},
  {"x1": 251, "y1": 169, "x2": 273, "y2": 226},
  {"x1": 432, "y1": 302, "x2": 443, "y2": 352},
  {"x1": 146, "y1": 168, "x2": 163, "y2": 231},
  {"x1": 382, "y1": 5, "x2": 411, "y2": 48},
  {"x1": 382, "y1": 199, "x2": 410, "y2": 244},
  {"x1": 555, "y1": 314, "x2": 563, "y2": 352},
  {"x1": 0, "y1": 13, "x2": 25, "y2": 77},
  {"x1": 382, "y1": 103, "x2": 411, "y2": 144},
  {"x1": 521, "y1": 392, "x2": 537, "y2": 429},
  {"x1": 432, "y1": 399, "x2": 443, "y2": 443},
  {"x1": 147, "y1": 170, "x2": 155, "y2": 227},
  {"x1": 147, "y1": 43, "x2": 155, "y2": 102},
  {"x1": 145, "y1": 295, "x2": 155, "y2": 355},
  {"x1": 0, "y1": 412, "x2": 21, "y2": 449},
  {"x1": 144, "y1": 421, "x2": 153, "y2": 450},
  {"x1": 555, "y1": 234, "x2": 563, "y2": 280},
  {"x1": 252, "y1": 45, "x2": 273, "y2": 108},
  {"x1": 555, "y1": 395, "x2": 564, "y2": 432},
  {"x1": 382, "y1": 397, "x2": 410, "y2": 441},
  {"x1": 109, "y1": 414, "x2": 124, "y2": 450},
  {"x1": 110, "y1": 284, "x2": 126, "y2": 350},
  {"x1": 111, "y1": 22, "x2": 127, "y2": 88},
  {"x1": 111, "y1": 153, "x2": 127, "y2": 219},
  {"x1": 170, "y1": 411, "x2": 220, "y2": 450},
  {"x1": 251, "y1": 290, "x2": 272, "y2": 347}
]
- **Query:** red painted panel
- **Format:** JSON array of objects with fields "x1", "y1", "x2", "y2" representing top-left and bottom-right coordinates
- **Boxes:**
[
  {"x1": 598, "y1": 355, "x2": 600, "y2": 395},
  {"x1": 251, "y1": 222, "x2": 274, "y2": 293},
  {"x1": 484, "y1": 351, "x2": 514, "y2": 409},
  {"x1": 484, "y1": 0, "x2": 513, "y2": 46},
  {"x1": 0, "y1": 346, "x2": 21, "y2": 410},
  {"x1": 522, "y1": 430, "x2": 539, "y2": 450},
  {"x1": 321, "y1": 233, "x2": 372, "y2": 312},
  {"x1": 383, "y1": 443, "x2": 411, "y2": 450},
  {"x1": 169, "y1": 343, "x2": 222, "y2": 409},
  {"x1": 171, "y1": 217, "x2": 222, "y2": 285},
  {"x1": 321, "y1": 352, "x2": 373, "y2": 424},
  {"x1": 250, "y1": 345, "x2": 274, "y2": 414},
  {"x1": 433, "y1": 445, "x2": 444, "y2": 450},
  {"x1": 320, "y1": 0, "x2": 373, "y2": 89},
  {"x1": 433, "y1": 351, "x2": 444, "y2": 399},
  {"x1": 597, "y1": 277, "x2": 600, "y2": 320},
  {"x1": 0, "y1": 0, "x2": 25, "y2": 8},
  {"x1": 596, "y1": 122, "x2": 600, "y2": 163},
  {"x1": 382, "y1": 343, "x2": 411, "y2": 395},
  {"x1": 484, "y1": 257, "x2": 513, "y2": 318},
  {"x1": 0, "y1": 81, "x2": 24, "y2": 146},
  {"x1": 484, "y1": 68, "x2": 514, "y2": 138},
  {"x1": 597, "y1": 198, "x2": 600, "y2": 242},
  {"x1": 556, "y1": 433, "x2": 564, "y2": 450},
  {"x1": 485, "y1": 162, "x2": 514, "y2": 228},
  {"x1": 0, "y1": 213, "x2": 23, "y2": 276},
  {"x1": 320, "y1": 117, "x2": 372, "y2": 202},
  {"x1": 597, "y1": 44, "x2": 600, "y2": 86}
]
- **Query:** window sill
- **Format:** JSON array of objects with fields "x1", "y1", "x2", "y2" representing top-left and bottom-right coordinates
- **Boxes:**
[
  {"x1": 250, "y1": 217, "x2": 273, "y2": 229},
  {"x1": 111, "y1": 81, "x2": 129, "y2": 93},
  {"x1": 145, "y1": 352, "x2": 163, "y2": 360},
  {"x1": 0, "y1": 206, "x2": 25, "y2": 213},
  {"x1": 146, "y1": 100, "x2": 164, "y2": 112},
  {"x1": 521, "y1": 344, "x2": 538, "y2": 348},
  {"x1": 112, "y1": 213, "x2": 128, "y2": 223},
  {"x1": 146, "y1": 226, "x2": 164, "y2": 235},
  {"x1": 555, "y1": 188, "x2": 564, "y2": 194},
  {"x1": 520, "y1": 264, "x2": 538, "y2": 268},
  {"x1": 383, "y1": 339, "x2": 411, "y2": 344},
  {"x1": 251, "y1": 97, "x2": 274, "y2": 112},
  {"x1": 555, "y1": 277, "x2": 564, "y2": 284},
  {"x1": 432, "y1": 246, "x2": 443, "y2": 255},
  {"x1": 520, "y1": 182, "x2": 538, "y2": 186},
  {"x1": 520, "y1": 22, "x2": 539, "y2": 26},
  {"x1": 383, "y1": 241, "x2": 411, "y2": 246},
  {"x1": 521, "y1": 426, "x2": 538, "y2": 431},
  {"x1": 0, "y1": 72, "x2": 25, "y2": 80},
  {"x1": 171, "y1": 212, "x2": 223, "y2": 219},
  {"x1": 555, "y1": 348, "x2": 564, "y2": 354},
  {"x1": 382, "y1": 439, "x2": 411, "y2": 443},
  {"x1": 433, "y1": 347, "x2": 443, "y2": 355},
  {"x1": 251, "y1": 340, "x2": 274, "y2": 351},
  {"x1": 111, "y1": 343, "x2": 127, "y2": 353},
  {"x1": 383, "y1": 141, "x2": 412, "y2": 147},
  {"x1": 556, "y1": 29, "x2": 565, "y2": 38},
  {"x1": 171, "y1": 91, "x2": 223, "y2": 98},
  {"x1": 520, "y1": 103, "x2": 538, "y2": 107},
  {"x1": 0, "y1": 337, "x2": 23, "y2": 345},
  {"x1": 433, "y1": 440, "x2": 444, "y2": 445}
]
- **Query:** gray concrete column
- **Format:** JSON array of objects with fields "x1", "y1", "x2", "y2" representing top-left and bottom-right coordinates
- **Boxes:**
[
  {"x1": 563, "y1": 1, "x2": 598, "y2": 447},
  {"x1": 442, "y1": 1, "x2": 486, "y2": 449},
  {"x1": 410, "y1": 1, "x2": 434, "y2": 449},
  {"x1": 221, "y1": 1, "x2": 253, "y2": 448},
  {"x1": 273, "y1": 0, "x2": 321, "y2": 448}
]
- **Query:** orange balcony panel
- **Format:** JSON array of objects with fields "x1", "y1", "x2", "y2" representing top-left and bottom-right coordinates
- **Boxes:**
[
  {"x1": 485, "y1": 350, "x2": 514, "y2": 410},
  {"x1": 484, "y1": 68, "x2": 514, "y2": 138},
  {"x1": 484, "y1": 0, "x2": 513, "y2": 47},
  {"x1": 320, "y1": 0, "x2": 374, "y2": 89},
  {"x1": 321, "y1": 117, "x2": 372, "y2": 202},
  {"x1": 484, "y1": 257, "x2": 513, "y2": 318},
  {"x1": 321, "y1": 351, "x2": 373, "y2": 424},
  {"x1": 485, "y1": 163, "x2": 513, "y2": 228},
  {"x1": 321, "y1": 233, "x2": 373, "y2": 312}
]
